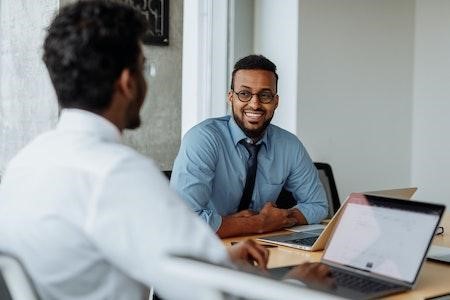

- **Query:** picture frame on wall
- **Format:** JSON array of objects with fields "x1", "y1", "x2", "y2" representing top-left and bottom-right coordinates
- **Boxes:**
[{"x1": 121, "y1": 0, "x2": 169, "y2": 46}]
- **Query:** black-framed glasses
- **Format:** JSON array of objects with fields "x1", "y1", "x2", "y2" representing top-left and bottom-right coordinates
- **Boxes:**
[{"x1": 232, "y1": 90, "x2": 276, "y2": 104}]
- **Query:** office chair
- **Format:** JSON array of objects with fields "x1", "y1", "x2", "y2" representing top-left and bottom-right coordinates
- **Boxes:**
[
  {"x1": 314, "y1": 162, "x2": 340, "y2": 218},
  {"x1": 161, "y1": 254, "x2": 344, "y2": 300},
  {"x1": 162, "y1": 170, "x2": 172, "y2": 180},
  {"x1": 276, "y1": 162, "x2": 340, "y2": 219},
  {"x1": 0, "y1": 253, "x2": 39, "y2": 300}
]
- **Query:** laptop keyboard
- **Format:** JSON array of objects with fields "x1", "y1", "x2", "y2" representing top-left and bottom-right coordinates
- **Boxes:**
[
  {"x1": 291, "y1": 236, "x2": 318, "y2": 246},
  {"x1": 331, "y1": 268, "x2": 399, "y2": 293}
]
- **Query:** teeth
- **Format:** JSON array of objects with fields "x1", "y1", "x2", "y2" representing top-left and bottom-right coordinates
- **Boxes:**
[{"x1": 245, "y1": 111, "x2": 263, "y2": 117}]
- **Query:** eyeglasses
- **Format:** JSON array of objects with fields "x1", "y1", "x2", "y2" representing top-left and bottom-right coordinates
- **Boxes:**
[{"x1": 232, "y1": 90, "x2": 276, "y2": 104}]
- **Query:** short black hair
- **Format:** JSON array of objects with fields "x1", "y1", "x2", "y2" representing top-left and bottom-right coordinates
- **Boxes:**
[
  {"x1": 230, "y1": 54, "x2": 278, "y2": 91},
  {"x1": 43, "y1": 0, "x2": 147, "y2": 112}
]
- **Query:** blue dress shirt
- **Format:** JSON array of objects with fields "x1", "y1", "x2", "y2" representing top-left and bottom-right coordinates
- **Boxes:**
[{"x1": 170, "y1": 115, "x2": 328, "y2": 231}]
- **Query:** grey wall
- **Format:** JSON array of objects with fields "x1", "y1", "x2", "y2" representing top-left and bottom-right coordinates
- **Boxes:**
[
  {"x1": 124, "y1": 0, "x2": 183, "y2": 171},
  {"x1": 0, "y1": 0, "x2": 182, "y2": 174},
  {"x1": 298, "y1": 0, "x2": 415, "y2": 200},
  {"x1": 412, "y1": 0, "x2": 450, "y2": 206},
  {"x1": 0, "y1": 0, "x2": 59, "y2": 176}
]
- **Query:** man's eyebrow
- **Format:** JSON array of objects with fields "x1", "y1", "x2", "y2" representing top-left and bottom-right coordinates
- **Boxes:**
[{"x1": 237, "y1": 85, "x2": 272, "y2": 91}]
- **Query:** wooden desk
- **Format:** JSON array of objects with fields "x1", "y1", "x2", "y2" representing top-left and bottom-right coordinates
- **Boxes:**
[{"x1": 223, "y1": 213, "x2": 450, "y2": 300}]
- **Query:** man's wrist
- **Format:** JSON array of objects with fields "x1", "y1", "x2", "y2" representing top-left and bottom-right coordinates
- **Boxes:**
[{"x1": 289, "y1": 208, "x2": 308, "y2": 225}]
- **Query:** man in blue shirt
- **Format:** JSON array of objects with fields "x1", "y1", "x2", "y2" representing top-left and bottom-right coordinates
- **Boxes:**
[{"x1": 171, "y1": 55, "x2": 328, "y2": 238}]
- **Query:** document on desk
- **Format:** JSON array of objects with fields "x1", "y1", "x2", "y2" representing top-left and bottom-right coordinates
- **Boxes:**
[{"x1": 427, "y1": 245, "x2": 450, "y2": 264}]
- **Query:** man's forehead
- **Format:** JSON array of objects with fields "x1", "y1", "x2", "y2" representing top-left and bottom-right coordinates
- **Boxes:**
[{"x1": 234, "y1": 69, "x2": 276, "y2": 87}]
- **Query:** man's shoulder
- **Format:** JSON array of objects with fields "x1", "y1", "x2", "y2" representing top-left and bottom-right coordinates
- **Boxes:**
[
  {"x1": 267, "y1": 124, "x2": 302, "y2": 144},
  {"x1": 184, "y1": 116, "x2": 230, "y2": 142},
  {"x1": 193, "y1": 115, "x2": 230, "y2": 131}
]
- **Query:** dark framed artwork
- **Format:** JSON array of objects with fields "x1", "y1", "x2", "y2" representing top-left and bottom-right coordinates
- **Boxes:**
[{"x1": 121, "y1": 0, "x2": 169, "y2": 45}]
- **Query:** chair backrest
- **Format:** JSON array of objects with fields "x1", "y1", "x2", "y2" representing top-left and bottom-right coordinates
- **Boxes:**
[
  {"x1": 0, "y1": 253, "x2": 39, "y2": 300},
  {"x1": 162, "y1": 254, "x2": 344, "y2": 300},
  {"x1": 314, "y1": 162, "x2": 340, "y2": 218},
  {"x1": 276, "y1": 162, "x2": 340, "y2": 218},
  {"x1": 162, "y1": 170, "x2": 172, "y2": 180}
]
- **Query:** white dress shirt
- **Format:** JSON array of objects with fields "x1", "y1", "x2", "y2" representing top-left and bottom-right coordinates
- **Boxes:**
[{"x1": 0, "y1": 109, "x2": 230, "y2": 300}]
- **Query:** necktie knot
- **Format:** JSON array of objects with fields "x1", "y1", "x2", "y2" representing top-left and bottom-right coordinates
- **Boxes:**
[{"x1": 241, "y1": 140, "x2": 261, "y2": 159}]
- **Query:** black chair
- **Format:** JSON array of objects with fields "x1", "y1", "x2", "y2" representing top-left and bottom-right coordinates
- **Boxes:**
[
  {"x1": 162, "y1": 170, "x2": 172, "y2": 180},
  {"x1": 314, "y1": 162, "x2": 340, "y2": 218},
  {"x1": 276, "y1": 162, "x2": 340, "y2": 219}
]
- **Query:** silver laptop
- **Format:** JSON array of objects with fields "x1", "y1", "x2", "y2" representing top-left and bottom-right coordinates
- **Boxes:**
[
  {"x1": 270, "y1": 193, "x2": 445, "y2": 299},
  {"x1": 258, "y1": 188, "x2": 417, "y2": 251}
]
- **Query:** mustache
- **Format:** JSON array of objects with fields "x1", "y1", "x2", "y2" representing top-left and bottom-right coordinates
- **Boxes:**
[{"x1": 243, "y1": 109, "x2": 265, "y2": 112}]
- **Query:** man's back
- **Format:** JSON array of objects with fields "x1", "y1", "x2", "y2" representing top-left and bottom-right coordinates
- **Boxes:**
[{"x1": 0, "y1": 109, "x2": 228, "y2": 300}]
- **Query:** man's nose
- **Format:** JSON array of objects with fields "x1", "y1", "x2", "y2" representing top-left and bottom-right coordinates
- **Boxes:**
[{"x1": 247, "y1": 94, "x2": 262, "y2": 108}]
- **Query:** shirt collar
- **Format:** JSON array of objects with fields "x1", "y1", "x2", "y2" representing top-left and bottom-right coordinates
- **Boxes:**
[
  {"x1": 57, "y1": 109, "x2": 121, "y2": 143},
  {"x1": 227, "y1": 115, "x2": 269, "y2": 150}
]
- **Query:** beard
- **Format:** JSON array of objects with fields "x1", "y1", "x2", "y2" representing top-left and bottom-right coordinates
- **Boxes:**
[
  {"x1": 125, "y1": 96, "x2": 143, "y2": 130},
  {"x1": 232, "y1": 104, "x2": 273, "y2": 140},
  {"x1": 126, "y1": 73, "x2": 147, "y2": 130}
]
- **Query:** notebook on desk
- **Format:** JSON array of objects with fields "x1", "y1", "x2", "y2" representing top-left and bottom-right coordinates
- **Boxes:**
[
  {"x1": 257, "y1": 188, "x2": 417, "y2": 251},
  {"x1": 427, "y1": 245, "x2": 450, "y2": 264},
  {"x1": 269, "y1": 193, "x2": 445, "y2": 300}
]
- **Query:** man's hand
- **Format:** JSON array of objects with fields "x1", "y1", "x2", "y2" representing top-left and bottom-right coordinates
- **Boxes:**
[
  {"x1": 227, "y1": 239, "x2": 269, "y2": 270},
  {"x1": 216, "y1": 203, "x2": 305, "y2": 238},
  {"x1": 285, "y1": 262, "x2": 335, "y2": 289},
  {"x1": 231, "y1": 209, "x2": 257, "y2": 218},
  {"x1": 257, "y1": 202, "x2": 297, "y2": 233}
]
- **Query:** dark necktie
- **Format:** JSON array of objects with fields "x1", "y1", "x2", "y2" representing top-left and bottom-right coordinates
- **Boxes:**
[{"x1": 238, "y1": 140, "x2": 261, "y2": 211}]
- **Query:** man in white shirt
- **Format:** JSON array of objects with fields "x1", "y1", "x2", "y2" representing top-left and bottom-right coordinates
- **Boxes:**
[
  {"x1": 0, "y1": 1, "x2": 333, "y2": 299},
  {"x1": 0, "y1": 1, "x2": 271, "y2": 299}
]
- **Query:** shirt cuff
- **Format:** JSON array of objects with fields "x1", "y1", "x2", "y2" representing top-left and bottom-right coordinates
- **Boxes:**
[
  {"x1": 294, "y1": 204, "x2": 327, "y2": 224},
  {"x1": 199, "y1": 210, "x2": 223, "y2": 232}
]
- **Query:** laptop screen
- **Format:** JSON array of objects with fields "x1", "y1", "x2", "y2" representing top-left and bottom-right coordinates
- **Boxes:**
[{"x1": 322, "y1": 193, "x2": 443, "y2": 283}]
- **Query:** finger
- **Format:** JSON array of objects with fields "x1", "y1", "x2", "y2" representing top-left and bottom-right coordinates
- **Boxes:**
[
  {"x1": 264, "y1": 202, "x2": 277, "y2": 209},
  {"x1": 317, "y1": 264, "x2": 331, "y2": 276},
  {"x1": 283, "y1": 217, "x2": 297, "y2": 227},
  {"x1": 249, "y1": 241, "x2": 269, "y2": 268},
  {"x1": 245, "y1": 241, "x2": 269, "y2": 269}
]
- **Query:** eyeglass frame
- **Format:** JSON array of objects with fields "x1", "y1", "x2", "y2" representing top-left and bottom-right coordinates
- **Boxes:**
[{"x1": 231, "y1": 89, "x2": 277, "y2": 104}]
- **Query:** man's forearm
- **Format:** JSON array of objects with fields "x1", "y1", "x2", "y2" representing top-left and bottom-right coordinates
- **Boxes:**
[
  {"x1": 216, "y1": 214, "x2": 263, "y2": 238},
  {"x1": 216, "y1": 205, "x2": 302, "y2": 238}
]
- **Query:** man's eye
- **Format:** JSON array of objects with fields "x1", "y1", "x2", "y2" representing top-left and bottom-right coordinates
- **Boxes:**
[
  {"x1": 239, "y1": 91, "x2": 251, "y2": 97},
  {"x1": 260, "y1": 93, "x2": 272, "y2": 98}
]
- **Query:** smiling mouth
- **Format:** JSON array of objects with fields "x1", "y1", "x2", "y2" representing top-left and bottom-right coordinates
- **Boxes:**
[{"x1": 244, "y1": 110, "x2": 264, "y2": 122}]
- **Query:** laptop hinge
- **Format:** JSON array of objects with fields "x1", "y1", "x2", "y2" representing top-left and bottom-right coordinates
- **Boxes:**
[{"x1": 322, "y1": 260, "x2": 412, "y2": 288}]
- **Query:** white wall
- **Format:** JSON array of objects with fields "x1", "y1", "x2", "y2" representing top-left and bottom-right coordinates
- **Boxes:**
[
  {"x1": 254, "y1": 0, "x2": 300, "y2": 135},
  {"x1": 298, "y1": 0, "x2": 415, "y2": 201},
  {"x1": 412, "y1": 0, "x2": 450, "y2": 206}
]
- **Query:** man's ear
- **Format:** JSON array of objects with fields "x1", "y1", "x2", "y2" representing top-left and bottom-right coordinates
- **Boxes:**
[
  {"x1": 227, "y1": 90, "x2": 234, "y2": 105},
  {"x1": 116, "y1": 68, "x2": 134, "y2": 100},
  {"x1": 274, "y1": 94, "x2": 279, "y2": 109}
]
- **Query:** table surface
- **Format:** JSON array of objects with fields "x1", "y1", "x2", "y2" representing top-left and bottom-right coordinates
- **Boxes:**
[{"x1": 223, "y1": 213, "x2": 450, "y2": 300}]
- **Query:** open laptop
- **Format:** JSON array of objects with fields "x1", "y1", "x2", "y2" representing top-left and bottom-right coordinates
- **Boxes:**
[
  {"x1": 270, "y1": 193, "x2": 445, "y2": 299},
  {"x1": 257, "y1": 188, "x2": 417, "y2": 251}
]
